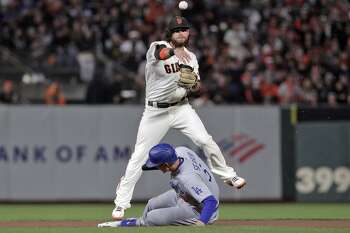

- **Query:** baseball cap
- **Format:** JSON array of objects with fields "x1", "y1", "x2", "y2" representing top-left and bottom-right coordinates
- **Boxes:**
[
  {"x1": 167, "y1": 16, "x2": 190, "y2": 32},
  {"x1": 143, "y1": 143, "x2": 178, "y2": 170}
]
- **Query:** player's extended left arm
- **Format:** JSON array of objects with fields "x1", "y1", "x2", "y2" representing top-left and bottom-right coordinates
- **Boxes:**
[{"x1": 196, "y1": 195, "x2": 218, "y2": 225}]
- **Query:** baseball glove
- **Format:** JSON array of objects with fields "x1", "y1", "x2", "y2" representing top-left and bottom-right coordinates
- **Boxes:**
[{"x1": 178, "y1": 64, "x2": 198, "y2": 89}]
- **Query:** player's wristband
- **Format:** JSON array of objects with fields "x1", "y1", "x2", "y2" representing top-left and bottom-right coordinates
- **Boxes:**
[{"x1": 158, "y1": 48, "x2": 175, "y2": 60}]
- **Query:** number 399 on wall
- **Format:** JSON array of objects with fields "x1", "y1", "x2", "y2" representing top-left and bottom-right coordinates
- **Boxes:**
[{"x1": 296, "y1": 166, "x2": 350, "y2": 194}]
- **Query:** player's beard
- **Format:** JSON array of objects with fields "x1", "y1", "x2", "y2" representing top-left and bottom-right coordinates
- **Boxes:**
[{"x1": 171, "y1": 37, "x2": 189, "y2": 48}]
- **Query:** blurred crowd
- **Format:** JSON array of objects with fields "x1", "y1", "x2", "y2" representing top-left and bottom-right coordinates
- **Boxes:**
[{"x1": 0, "y1": 0, "x2": 349, "y2": 106}]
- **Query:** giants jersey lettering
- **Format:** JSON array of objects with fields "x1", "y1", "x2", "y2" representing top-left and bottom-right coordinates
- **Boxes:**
[{"x1": 145, "y1": 41, "x2": 200, "y2": 103}]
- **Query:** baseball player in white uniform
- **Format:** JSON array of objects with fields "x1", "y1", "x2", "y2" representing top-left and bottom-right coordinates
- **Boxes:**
[
  {"x1": 99, "y1": 143, "x2": 219, "y2": 227},
  {"x1": 112, "y1": 16, "x2": 246, "y2": 219}
]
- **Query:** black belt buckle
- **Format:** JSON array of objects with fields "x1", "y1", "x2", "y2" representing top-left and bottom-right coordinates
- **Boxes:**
[
  {"x1": 148, "y1": 101, "x2": 175, "y2": 108},
  {"x1": 148, "y1": 97, "x2": 185, "y2": 108},
  {"x1": 157, "y1": 102, "x2": 171, "y2": 108}
]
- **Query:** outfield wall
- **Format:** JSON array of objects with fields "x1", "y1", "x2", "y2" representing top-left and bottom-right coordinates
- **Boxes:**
[
  {"x1": 281, "y1": 106, "x2": 350, "y2": 202},
  {"x1": 295, "y1": 122, "x2": 350, "y2": 202},
  {"x1": 0, "y1": 106, "x2": 282, "y2": 201}
]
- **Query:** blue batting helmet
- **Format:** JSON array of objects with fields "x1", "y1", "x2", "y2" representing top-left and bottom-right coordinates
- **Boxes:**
[{"x1": 143, "y1": 143, "x2": 178, "y2": 170}]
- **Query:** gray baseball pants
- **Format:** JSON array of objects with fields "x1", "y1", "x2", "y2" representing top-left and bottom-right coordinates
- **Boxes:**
[{"x1": 137, "y1": 189, "x2": 217, "y2": 226}]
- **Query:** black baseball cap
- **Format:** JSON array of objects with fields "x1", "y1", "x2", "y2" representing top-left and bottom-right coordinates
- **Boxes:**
[{"x1": 167, "y1": 16, "x2": 190, "y2": 32}]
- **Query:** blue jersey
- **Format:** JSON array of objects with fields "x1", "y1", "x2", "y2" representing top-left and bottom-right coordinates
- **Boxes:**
[{"x1": 169, "y1": 146, "x2": 219, "y2": 209}]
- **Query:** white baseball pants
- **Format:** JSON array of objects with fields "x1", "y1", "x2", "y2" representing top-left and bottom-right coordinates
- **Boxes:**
[{"x1": 114, "y1": 103, "x2": 237, "y2": 209}]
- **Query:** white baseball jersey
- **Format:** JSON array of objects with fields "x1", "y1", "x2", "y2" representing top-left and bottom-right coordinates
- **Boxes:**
[{"x1": 145, "y1": 41, "x2": 200, "y2": 103}]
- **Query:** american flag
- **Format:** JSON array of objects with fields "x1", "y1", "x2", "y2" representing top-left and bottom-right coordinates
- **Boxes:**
[{"x1": 218, "y1": 133, "x2": 265, "y2": 163}]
